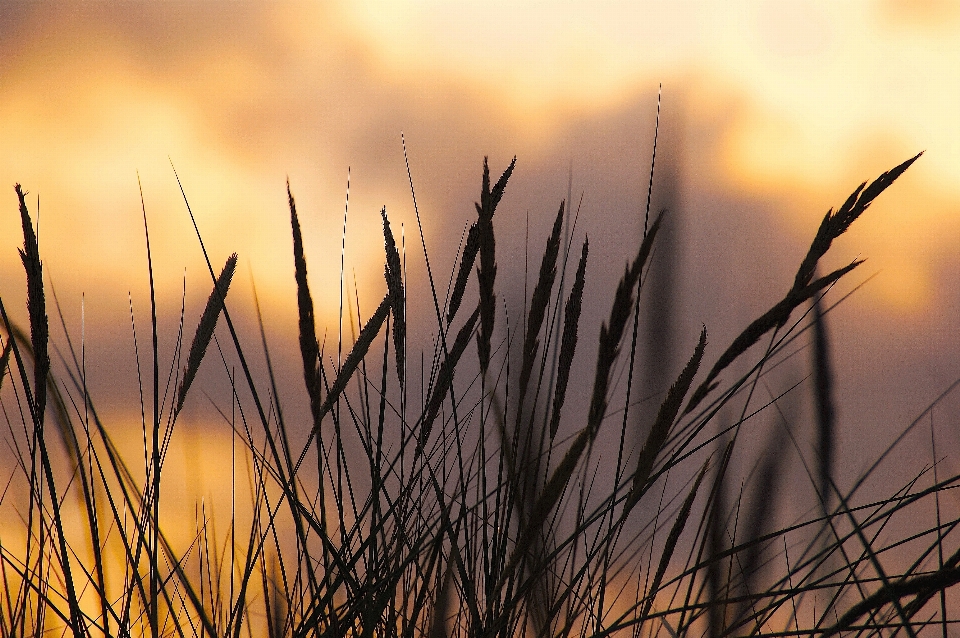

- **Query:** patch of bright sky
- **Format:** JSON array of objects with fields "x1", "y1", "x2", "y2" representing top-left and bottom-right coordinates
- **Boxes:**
[
  {"x1": 335, "y1": 0, "x2": 960, "y2": 315},
  {"x1": 338, "y1": 0, "x2": 960, "y2": 197}
]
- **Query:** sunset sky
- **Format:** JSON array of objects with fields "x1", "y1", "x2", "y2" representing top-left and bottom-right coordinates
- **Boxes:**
[{"x1": 2, "y1": 0, "x2": 960, "y2": 491}]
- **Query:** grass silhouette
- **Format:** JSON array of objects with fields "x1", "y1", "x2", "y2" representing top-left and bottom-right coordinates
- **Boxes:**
[{"x1": 1, "y1": 143, "x2": 958, "y2": 638}]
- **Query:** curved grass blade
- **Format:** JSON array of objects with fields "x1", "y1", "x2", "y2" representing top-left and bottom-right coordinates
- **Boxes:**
[{"x1": 824, "y1": 565, "x2": 960, "y2": 638}]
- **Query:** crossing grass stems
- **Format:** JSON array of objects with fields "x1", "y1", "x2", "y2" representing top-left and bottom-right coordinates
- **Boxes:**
[{"x1": 3, "y1": 147, "x2": 960, "y2": 638}]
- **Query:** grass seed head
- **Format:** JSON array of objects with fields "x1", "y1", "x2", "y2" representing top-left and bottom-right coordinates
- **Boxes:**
[
  {"x1": 518, "y1": 200, "x2": 564, "y2": 409},
  {"x1": 289, "y1": 181, "x2": 324, "y2": 427},
  {"x1": 476, "y1": 156, "x2": 516, "y2": 373},
  {"x1": 382, "y1": 207, "x2": 406, "y2": 386},
  {"x1": 176, "y1": 253, "x2": 237, "y2": 416},
  {"x1": 549, "y1": 235, "x2": 588, "y2": 439},
  {"x1": 16, "y1": 184, "x2": 49, "y2": 418}
]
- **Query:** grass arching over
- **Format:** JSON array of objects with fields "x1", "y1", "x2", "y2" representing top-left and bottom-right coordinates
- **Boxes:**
[{"x1": 1, "y1": 147, "x2": 959, "y2": 638}]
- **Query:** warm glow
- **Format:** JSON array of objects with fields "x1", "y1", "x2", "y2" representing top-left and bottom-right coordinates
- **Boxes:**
[
  {"x1": 0, "y1": 0, "x2": 956, "y2": 475},
  {"x1": 3, "y1": 3, "x2": 960, "y2": 635},
  {"x1": 3, "y1": 1, "x2": 958, "y2": 320}
]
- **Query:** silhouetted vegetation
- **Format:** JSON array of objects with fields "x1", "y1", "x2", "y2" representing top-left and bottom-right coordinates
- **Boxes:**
[{"x1": 2, "y1": 144, "x2": 958, "y2": 638}]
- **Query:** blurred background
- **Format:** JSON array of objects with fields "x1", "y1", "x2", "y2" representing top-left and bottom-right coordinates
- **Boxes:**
[{"x1": 1, "y1": 0, "x2": 959, "y2": 520}]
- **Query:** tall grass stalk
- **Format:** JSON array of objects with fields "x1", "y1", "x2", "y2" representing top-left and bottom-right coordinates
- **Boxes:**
[{"x1": 1, "y1": 147, "x2": 958, "y2": 638}]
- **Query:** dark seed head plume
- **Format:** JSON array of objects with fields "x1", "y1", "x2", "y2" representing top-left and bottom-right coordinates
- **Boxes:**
[
  {"x1": 628, "y1": 326, "x2": 707, "y2": 508},
  {"x1": 685, "y1": 260, "x2": 861, "y2": 415},
  {"x1": 793, "y1": 152, "x2": 921, "y2": 293},
  {"x1": 176, "y1": 253, "x2": 237, "y2": 416},
  {"x1": 15, "y1": 184, "x2": 49, "y2": 420},
  {"x1": 313, "y1": 295, "x2": 391, "y2": 432},
  {"x1": 518, "y1": 201, "x2": 564, "y2": 409},
  {"x1": 289, "y1": 181, "x2": 324, "y2": 427},
  {"x1": 447, "y1": 222, "x2": 479, "y2": 324},
  {"x1": 549, "y1": 236, "x2": 588, "y2": 439},
  {"x1": 382, "y1": 207, "x2": 405, "y2": 385},
  {"x1": 682, "y1": 157, "x2": 919, "y2": 415},
  {"x1": 587, "y1": 212, "x2": 663, "y2": 439},
  {"x1": 476, "y1": 156, "x2": 516, "y2": 373},
  {"x1": 476, "y1": 155, "x2": 516, "y2": 222},
  {"x1": 422, "y1": 304, "x2": 480, "y2": 445}
]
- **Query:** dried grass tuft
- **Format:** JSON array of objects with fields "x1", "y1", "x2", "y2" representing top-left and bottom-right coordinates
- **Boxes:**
[{"x1": 0, "y1": 151, "x2": 940, "y2": 638}]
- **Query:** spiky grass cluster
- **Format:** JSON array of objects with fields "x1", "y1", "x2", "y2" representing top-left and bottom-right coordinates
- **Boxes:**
[{"x1": 0, "y1": 147, "x2": 958, "y2": 638}]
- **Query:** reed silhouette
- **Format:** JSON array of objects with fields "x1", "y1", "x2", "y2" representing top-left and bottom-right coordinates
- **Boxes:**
[{"x1": 2, "y1": 147, "x2": 958, "y2": 638}]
